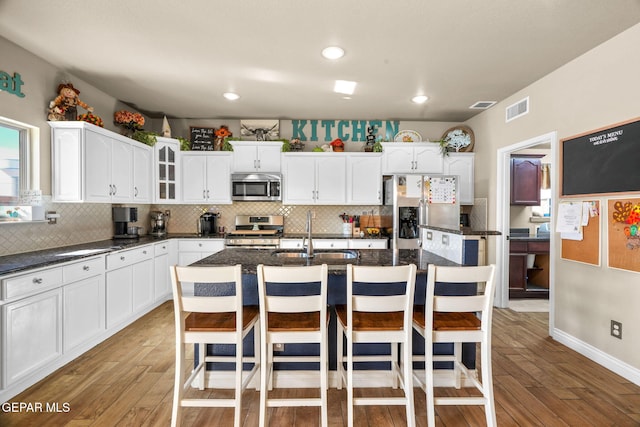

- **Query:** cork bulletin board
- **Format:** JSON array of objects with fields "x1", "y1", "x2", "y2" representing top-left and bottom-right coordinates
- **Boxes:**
[
  {"x1": 561, "y1": 200, "x2": 601, "y2": 266},
  {"x1": 608, "y1": 198, "x2": 640, "y2": 273}
]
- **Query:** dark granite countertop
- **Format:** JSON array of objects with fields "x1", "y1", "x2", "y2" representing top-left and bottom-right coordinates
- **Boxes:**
[
  {"x1": 192, "y1": 248, "x2": 458, "y2": 275},
  {"x1": 0, "y1": 233, "x2": 227, "y2": 276},
  {"x1": 420, "y1": 225, "x2": 502, "y2": 236}
]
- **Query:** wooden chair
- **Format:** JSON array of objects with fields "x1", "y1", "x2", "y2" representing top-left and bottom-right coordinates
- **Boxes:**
[
  {"x1": 256, "y1": 263, "x2": 329, "y2": 427},
  {"x1": 336, "y1": 264, "x2": 417, "y2": 427},
  {"x1": 413, "y1": 264, "x2": 497, "y2": 427},
  {"x1": 169, "y1": 264, "x2": 259, "y2": 427}
]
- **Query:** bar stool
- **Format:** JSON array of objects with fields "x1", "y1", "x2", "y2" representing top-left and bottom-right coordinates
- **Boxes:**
[
  {"x1": 413, "y1": 264, "x2": 497, "y2": 427},
  {"x1": 336, "y1": 263, "x2": 417, "y2": 427},
  {"x1": 169, "y1": 264, "x2": 259, "y2": 427},
  {"x1": 256, "y1": 263, "x2": 329, "y2": 427}
]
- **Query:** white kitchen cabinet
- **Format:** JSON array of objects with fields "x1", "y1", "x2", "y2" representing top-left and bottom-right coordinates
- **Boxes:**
[
  {"x1": 279, "y1": 238, "x2": 304, "y2": 249},
  {"x1": 84, "y1": 128, "x2": 133, "y2": 202},
  {"x1": 105, "y1": 245, "x2": 153, "y2": 329},
  {"x1": 313, "y1": 239, "x2": 349, "y2": 249},
  {"x1": 177, "y1": 239, "x2": 225, "y2": 266},
  {"x1": 50, "y1": 121, "x2": 152, "y2": 203},
  {"x1": 153, "y1": 241, "x2": 171, "y2": 301},
  {"x1": 282, "y1": 153, "x2": 346, "y2": 205},
  {"x1": 62, "y1": 262, "x2": 105, "y2": 353},
  {"x1": 443, "y1": 152, "x2": 475, "y2": 205},
  {"x1": 349, "y1": 239, "x2": 388, "y2": 249},
  {"x1": 154, "y1": 137, "x2": 181, "y2": 203},
  {"x1": 181, "y1": 152, "x2": 232, "y2": 204},
  {"x1": 2, "y1": 288, "x2": 62, "y2": 388},
  {"x1": 132, "y1": 143, "x2": 153, "y2": 203},
  {"x1": 346, "y1": 153, "x2": 382, "y2": 205},
  {"x1": 230, "y1": 141, "x2": 282, "y2": 172},
  {"x1": 381, "y1": 142, "x2": 443, "y2": 174}
]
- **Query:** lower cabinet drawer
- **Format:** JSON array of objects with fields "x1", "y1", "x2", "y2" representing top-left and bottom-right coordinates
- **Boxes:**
[
  {"x1": 2, "y1": 267, "x2": 63, "y2": 301},
  {"x1": 178, "y1": 239, "x2": 224, "y2": 253},
  {"x1": 106, "y1": 245, "x2": 153, "y2": 270},
  {"x1": 62, "y1": 256, "x2": 104, "y2": 284}
]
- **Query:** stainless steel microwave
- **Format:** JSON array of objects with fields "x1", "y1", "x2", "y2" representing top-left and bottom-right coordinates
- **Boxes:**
[{"x1": 231, "y1": 173, "x2": 282, "y2": 201}]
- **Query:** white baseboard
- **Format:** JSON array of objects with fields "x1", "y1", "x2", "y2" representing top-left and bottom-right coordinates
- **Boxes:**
[{"x1": 553, "y1": 328, "x2": 640, "y2": 386}]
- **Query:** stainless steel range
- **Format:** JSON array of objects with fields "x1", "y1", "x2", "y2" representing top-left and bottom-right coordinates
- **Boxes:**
[{"x1": 225, "y1": 215, "x2": 283, "y2": 249}]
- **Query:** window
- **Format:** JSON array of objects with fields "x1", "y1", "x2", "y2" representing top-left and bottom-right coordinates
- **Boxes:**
[{"x1": 0, "y1": 117, "x2": 36, "y2": 204}]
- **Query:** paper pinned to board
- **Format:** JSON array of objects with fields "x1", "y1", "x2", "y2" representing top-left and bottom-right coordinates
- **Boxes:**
[{"x1": 556, "y1": 201, "x2": 583, "y2": 233}]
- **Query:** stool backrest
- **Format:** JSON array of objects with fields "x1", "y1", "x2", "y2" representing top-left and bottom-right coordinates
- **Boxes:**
[
  {"x1": 257, "y1": 264, "x2": 328, "y2": 314},
  {"x1": 427, "y1": 264, "x2": 496, "y2": 331}
]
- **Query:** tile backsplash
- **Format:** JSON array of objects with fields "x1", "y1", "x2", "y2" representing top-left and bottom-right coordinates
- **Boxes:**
[{"x1": 0, "y1": 198, "x2": 389, "y2": 256}]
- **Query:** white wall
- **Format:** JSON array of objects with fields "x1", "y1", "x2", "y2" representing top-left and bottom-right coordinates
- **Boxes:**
[{"x1": 466, "y1": 24, "x2": 640, "y2": 375}]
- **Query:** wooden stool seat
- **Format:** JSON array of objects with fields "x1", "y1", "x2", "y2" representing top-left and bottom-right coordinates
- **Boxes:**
[
  {"x1": 185, "y1": 305, "x2": 259, "y2": 332},
  {"x1": 266, "y1": 311, "x2": 329, "y2": 332},
  {"x1": 336, "y1": 305, "x2": 404, "y2": 331},
  {"x1": 413, "y1": 305, "x2": 481, "y2": 331}
]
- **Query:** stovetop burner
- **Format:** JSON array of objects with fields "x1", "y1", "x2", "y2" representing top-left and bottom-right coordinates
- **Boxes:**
[{"x1": 225, "y1": 215, "x2": 283, "y2": 248}]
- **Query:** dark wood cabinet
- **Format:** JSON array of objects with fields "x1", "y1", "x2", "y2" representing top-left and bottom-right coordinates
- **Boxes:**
[
  {"x1": 510, "y1": 155, "x2": 543, "y2": 205},
  {"x1": 509, "y1": 239, "x2": 549, "y2": 299}
]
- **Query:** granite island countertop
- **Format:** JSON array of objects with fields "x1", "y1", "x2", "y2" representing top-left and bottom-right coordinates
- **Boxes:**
[{"x1": 192, "y1": 247, "x2": 457, "y2": 275}]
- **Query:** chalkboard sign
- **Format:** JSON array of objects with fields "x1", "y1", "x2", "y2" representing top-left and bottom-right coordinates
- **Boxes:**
[
  {"x1": 189, "y1": 127, "x2": 216, "y2": 151},
  {"x1": 561, "y1": 117, "x2": 640, "y2": 196}
]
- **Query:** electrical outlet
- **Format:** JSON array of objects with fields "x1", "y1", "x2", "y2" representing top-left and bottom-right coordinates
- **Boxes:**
[
  {"x1": 611, "y1": 320, "x2": 622, "y2": 339},
  {"x1": 274, "y1": 343, "x2": 284, "y2": 351}
]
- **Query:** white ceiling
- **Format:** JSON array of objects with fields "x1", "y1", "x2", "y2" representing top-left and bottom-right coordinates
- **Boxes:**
[{"x1": 1, "y1": 0, "x2": 639, "y2": 121}]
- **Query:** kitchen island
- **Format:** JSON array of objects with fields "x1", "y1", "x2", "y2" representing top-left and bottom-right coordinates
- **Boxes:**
[{"x1": 191, "y1": 247, "x2": 477, "y2": 380}]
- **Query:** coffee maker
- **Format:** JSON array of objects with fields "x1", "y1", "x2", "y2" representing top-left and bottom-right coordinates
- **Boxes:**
[
  {"x1": 198, "y1": 212, "x2": 218, "y2": 236},
  {"x1": 150, "y1": 210, "x2": 169, "y2": 236},
  {"x1": 113, "y1": 207, "x2": 139, "y2": 239}
]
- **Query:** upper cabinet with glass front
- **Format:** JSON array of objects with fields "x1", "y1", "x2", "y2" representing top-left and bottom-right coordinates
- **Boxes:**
[{"x1": 154, "y1": 137, "x2": 180, "y2": 203}]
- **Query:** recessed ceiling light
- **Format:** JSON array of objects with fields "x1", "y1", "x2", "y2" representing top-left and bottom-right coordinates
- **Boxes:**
[
  {"x1": 322, "y1": 46, "x2": 345, "y2": 60},
  {"x1": 411, "y1": 95, "x2": 429, "y2": 104},
  {"x1": 334, "y1": 80, "x2": 356, "y2": 95},
  {"x1": 223, "y1": 92, "x2": 240, "y2": 101}
]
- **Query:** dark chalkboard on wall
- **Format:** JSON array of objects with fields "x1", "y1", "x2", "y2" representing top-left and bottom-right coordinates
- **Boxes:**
[
  {"x1": 189, "y1": 127, "x2": 216, "y2": 151},
  {"x1": 561, "y1": 117, "x2": 640, "y2": 196}
]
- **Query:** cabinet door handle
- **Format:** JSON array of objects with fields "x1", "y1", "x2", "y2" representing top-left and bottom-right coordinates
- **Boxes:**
[
  {"x1": 113, "y1": 185, "x2": 117, "y2": 195},
  {"x1": 257, "y1": 159, "x2": 261, "y2": 169},
  {"x1": 120, "y1": 256, "x2": 125, "y2": 261},
  {"x1": 83, "y1": 265, "x2": 90, "y2": 271},
  {"x1": 32, "y1": 277, "x2": 43, "y2": 284},
  {"x1": 109, "y1": 184, "x2": 113, "y2": 195},
  {"x1": 199, "y1": 243, "x2": 203, "y2": 247},
  {"x1": 203, "y1": 190, "x2": 206, "y2": 199},
  {"x1": 134, "y1": 187, "x2": 138, "y2": 197},
  {"x1": 143, "y1": 250, "x2": 147, "y2": 254},
  {"x1": 254, "y1": 160, "x2": 257, "y2": 169},
  {"x1": 207, "y1": 190, "x2": 210, "y2": 198}
]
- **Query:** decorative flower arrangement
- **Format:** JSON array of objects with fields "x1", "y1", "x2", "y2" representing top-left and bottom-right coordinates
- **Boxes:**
[
  {"x1": 114, "y1": 110, "x2": 145, "y2": 129},
  {"x1": 330, "y1": 138, "x2": 345, "y2": 152},
  {"x1": 77, "y1": 112, "x2": 104, "y2": 127}
]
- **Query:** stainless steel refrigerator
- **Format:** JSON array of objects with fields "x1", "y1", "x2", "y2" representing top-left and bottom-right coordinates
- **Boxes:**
[{"x1": 385, "y1": 174, "x2": 460, "y2": 250}]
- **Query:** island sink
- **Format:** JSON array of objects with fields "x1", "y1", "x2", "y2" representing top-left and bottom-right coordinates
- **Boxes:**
[{"x1": 271, "y1": 249, "x2": 359, "y2": 260}]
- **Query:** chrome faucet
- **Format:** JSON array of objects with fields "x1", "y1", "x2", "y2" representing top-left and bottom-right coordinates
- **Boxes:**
[{"x1": 303, "y1": 209, "x2": 314, "y2": 258}]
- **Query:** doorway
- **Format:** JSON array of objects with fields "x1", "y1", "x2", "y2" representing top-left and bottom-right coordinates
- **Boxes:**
[{"x1": 496, "y1": 131, "x2": 557, "y2": 337}]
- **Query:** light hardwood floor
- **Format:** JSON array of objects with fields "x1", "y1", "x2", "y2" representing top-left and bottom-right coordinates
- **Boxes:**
[{"x1": 1, "y1": 301, "x2": 639, "y2": 426}]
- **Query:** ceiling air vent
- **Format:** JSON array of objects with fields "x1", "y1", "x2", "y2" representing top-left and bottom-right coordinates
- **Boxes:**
[
  {"x1": 469, "y1": 101, "x2": 496, "y2": 109},
  {"x1": 506, "y1": 97, "x2": 529, "y2": 123}
]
